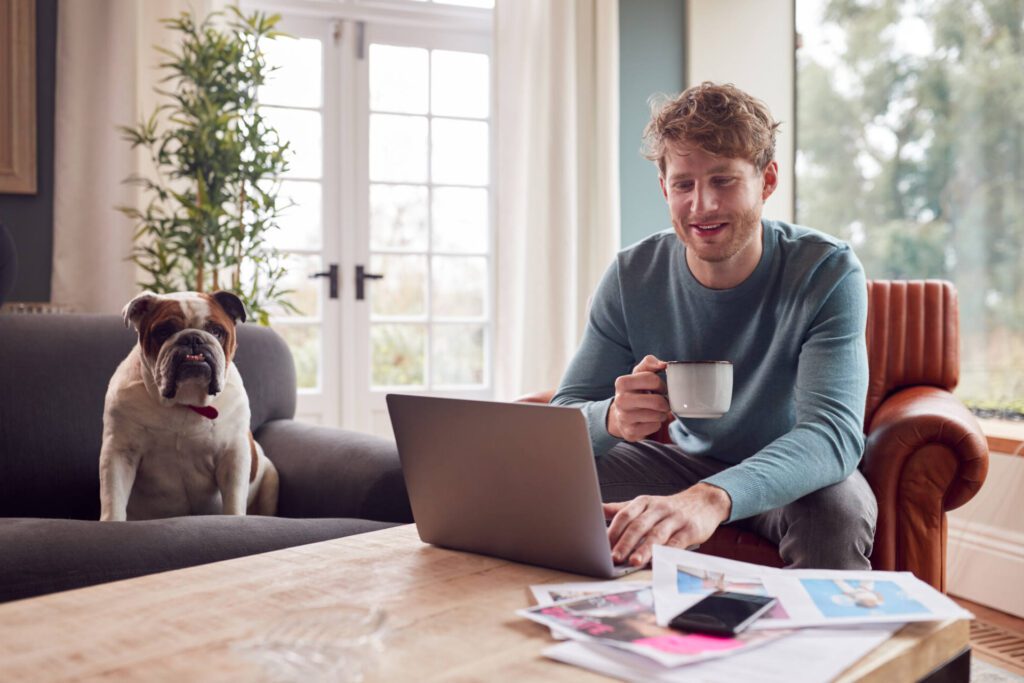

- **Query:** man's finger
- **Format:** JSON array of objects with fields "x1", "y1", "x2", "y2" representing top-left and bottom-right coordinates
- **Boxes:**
[
  {"x1": 628, "y1": 520, "x2": 675, "y2": 566},
  {"x1": 606, "y1": 498, "x2": 647, "y2": 547},
  {"x1": 632, "y1": 354, "x2": 668, "y2": 374},
  {"x1": 615, "y1": 371, "x2": 666, "y2": 395},
  {"x1": 611, "y1": 507, "x2": 665, "y2": 564},
  {"x1": 602, "y1": 502, "x2": 625, "y2": 519},
  {"x1": 665, "y1": 528, "x2": 699, "y2": 552}
]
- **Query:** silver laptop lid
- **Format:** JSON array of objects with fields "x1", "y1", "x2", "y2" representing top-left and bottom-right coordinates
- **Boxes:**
[{"x1": 387, "y1": 394, "x2": 627, "y2": 578}]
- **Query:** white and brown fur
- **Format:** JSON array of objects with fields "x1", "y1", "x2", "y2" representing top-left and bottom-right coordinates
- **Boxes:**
[{"x1": 99, "y1": 291, "x2": 278, "y2": 521}]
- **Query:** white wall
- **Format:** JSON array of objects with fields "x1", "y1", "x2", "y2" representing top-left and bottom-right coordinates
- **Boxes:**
[
  {"x1": 947, "y1": 451, "x2": 1024, "y2": 617},
  {"x1": 686, "y1": 0, "x2": 795, "y2": 223}
]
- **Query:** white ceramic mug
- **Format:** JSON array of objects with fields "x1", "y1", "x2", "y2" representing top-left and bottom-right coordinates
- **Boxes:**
[{"x1": 666, "y1": 361, "x2": 733, "y2": 418}]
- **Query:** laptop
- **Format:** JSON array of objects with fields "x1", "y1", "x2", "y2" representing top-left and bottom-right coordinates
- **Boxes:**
[{"x1": 386, "y1": 394, "x2": 640, "y2": 578}]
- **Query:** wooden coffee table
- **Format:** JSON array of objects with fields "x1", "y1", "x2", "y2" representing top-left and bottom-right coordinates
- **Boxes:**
[{"x1": 0, "y1": 525, "x2": 968, "y2": 681}]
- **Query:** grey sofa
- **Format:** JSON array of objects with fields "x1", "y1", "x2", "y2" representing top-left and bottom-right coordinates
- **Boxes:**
[{"x1": 0, "y1": 313, "x2": 412, "y2": 603}]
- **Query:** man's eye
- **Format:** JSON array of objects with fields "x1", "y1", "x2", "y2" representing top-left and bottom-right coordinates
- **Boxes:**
[{"x1": 713, "y1": 177, "x2": 735, "y2": 186}]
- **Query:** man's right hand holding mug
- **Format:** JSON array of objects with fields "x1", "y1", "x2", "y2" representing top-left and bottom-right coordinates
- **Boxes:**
[{"x1": 606, "y1": 355, "x2": 671, "y2": 442}]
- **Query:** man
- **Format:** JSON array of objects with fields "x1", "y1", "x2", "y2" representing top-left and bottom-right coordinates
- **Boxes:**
[{"x1": 551, "y1": 82, "x2": 875, "y2": 570}]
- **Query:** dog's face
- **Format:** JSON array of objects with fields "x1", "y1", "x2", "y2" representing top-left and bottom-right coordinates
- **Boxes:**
[{"x1": 122, "y1": 291, "x2": 247, "y2": 405}]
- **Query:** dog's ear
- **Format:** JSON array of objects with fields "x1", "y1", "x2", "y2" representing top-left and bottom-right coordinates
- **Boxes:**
[
  {"x1": 122, "y1": 291, "x2": 160, "y2": 330},
  {"x1": 211, "y1": 291, "x2": 247, "y2": 325}
]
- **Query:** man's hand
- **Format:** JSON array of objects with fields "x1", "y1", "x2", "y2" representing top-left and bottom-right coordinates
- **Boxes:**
[
  {"x1": 607, "y1": 355, "x2": 671, "y2": 441},
  {"x1": 603, "y1": 483, "x2": 733, "y2": 567}
]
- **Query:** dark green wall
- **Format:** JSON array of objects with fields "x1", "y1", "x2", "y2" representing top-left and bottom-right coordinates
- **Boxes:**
[
  {"x1": 618, "y1": 0, "x2": 686, "y2": 248},
  {"x1": 0, "y1": 0, "x2": 57, "y2": 302}
]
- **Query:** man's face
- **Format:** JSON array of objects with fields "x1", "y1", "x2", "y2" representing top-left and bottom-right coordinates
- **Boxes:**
[{"x1": 660, "y1": 144, "x2": 777, "y2": 287}]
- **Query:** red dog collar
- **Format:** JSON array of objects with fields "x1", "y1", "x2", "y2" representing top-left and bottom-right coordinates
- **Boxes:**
[{"x1": 187, "y1": 405, "x2": 219, "y2": 420}]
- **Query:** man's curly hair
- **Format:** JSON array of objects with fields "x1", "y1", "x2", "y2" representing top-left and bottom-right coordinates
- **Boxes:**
[{"x1": 642, "y1": 82, "x2": 780, "y2": 176}]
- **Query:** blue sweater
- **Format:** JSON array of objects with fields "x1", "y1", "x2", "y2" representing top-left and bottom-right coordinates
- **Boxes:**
[{"x1": 551, "y1": 220, "x2": 869, "y2": 522}]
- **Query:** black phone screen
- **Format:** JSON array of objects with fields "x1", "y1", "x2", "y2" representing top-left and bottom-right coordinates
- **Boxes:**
[{"x1": 668, "y1": 591, "x2": 777, "y2": 636}]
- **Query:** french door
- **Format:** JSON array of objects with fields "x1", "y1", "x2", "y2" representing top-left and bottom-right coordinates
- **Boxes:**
[{"x1": 254, "y1": 3, "x2": 494, "y2": 436}]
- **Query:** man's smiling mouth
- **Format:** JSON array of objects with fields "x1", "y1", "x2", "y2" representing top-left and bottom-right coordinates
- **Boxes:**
[{"x1": 692, "y1": 222, "x2": 726, "y2": 233}]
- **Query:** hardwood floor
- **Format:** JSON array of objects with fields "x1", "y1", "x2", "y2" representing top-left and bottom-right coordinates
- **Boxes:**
[{"x1": 952, "y1": 596, "x2": 1024, "y2": 676}]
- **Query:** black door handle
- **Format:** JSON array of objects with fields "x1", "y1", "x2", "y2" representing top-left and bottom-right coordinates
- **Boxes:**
[
  {"x1": 355, "y1": 264, "x2": 384, "y2": 301},
  {"x1": 310, "y1": 264, "x2": 339, "y2": 299}
]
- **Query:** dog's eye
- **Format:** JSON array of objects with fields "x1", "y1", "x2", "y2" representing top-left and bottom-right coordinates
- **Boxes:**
[
  {"x1": 152, "y1": 322, "x2": 179, "y2": 342},
  {"x1": 206, "y1": 323, "x2": 226, "y2": 340}
]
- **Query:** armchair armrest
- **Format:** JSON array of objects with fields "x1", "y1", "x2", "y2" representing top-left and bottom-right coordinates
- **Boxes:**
[
  {"x1": 255, "y1": 419, "x2": 412, "y2": 523},
  {"x1": 861, "y1": 386, "x2": 989, "y2": 589}
]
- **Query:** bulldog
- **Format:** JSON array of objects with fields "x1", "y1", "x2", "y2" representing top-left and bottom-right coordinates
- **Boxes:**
[{"x1": 99, "y1": 290, "x2": 278, "y2": 521}]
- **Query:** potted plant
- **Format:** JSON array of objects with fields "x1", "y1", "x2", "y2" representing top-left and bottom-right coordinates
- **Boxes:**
[{"x1": 118, "y1": 6, "x2": 295, "y2": 324}]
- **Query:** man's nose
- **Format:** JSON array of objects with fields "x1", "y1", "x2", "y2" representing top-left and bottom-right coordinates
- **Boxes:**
[{"x1": 691, "y1": 184, "x2": 718, "y2": 214}]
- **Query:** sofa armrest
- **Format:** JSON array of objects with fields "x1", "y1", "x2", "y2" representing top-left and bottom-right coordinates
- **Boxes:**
[
  {"x1": 861, "y1": 386, "x2": 989, "y2": 589},
  {"x1": 255, "y1": 419, "x2": 412, "y2": 523}
]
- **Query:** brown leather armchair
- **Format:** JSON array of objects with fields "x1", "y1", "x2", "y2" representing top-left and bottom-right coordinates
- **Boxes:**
[{"x1": 518, "y1": 280, "x2": 989, "y2": 591}]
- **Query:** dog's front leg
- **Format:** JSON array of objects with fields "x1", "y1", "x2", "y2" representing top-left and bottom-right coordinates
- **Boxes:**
[
  {"x1": 99, "y1": 439, "x2": 140, "y2": 521},
  {"x1": 216, "y1": 446, "x2": 251, "y2": 515}
]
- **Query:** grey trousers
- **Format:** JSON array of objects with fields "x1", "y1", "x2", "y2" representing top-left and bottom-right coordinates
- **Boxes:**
[{"x1": 597, "y1": 440, "x2": 877, "y2": 570}]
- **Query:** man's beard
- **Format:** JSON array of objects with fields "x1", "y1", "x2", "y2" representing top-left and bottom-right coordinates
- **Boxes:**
[{"x1": 681, "y1": 204, "x2": 762, "y2": 264}]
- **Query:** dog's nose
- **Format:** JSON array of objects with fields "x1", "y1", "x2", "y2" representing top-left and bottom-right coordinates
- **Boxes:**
[{"x1": 178, "y1": 332, "x2": 205, "y2": 350}]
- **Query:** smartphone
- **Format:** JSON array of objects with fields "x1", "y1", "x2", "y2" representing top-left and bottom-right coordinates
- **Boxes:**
[{"x1": 668, "y1": 591, "x2": 777, "y2": 636}]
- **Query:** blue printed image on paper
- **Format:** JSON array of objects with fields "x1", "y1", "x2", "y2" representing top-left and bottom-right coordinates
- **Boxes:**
[{"x1": 801, "y1": 579, "x2": 930, "y2": 618}]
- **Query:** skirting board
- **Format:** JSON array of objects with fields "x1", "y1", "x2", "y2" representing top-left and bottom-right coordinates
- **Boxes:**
[{"x1": 946, "y1": 517, "x2": 1024, "y2": 618}]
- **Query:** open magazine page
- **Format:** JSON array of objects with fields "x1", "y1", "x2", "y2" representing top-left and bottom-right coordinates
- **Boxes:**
[
  {"x1": 652, "y1": 545, "x2": 973, "y2": 629},
  {"x1": 529, "y1": 581, "x2": 650, "y2": 640},
  {"x1": 518, "y1": 586, "x2": 789, "y2": 668}
]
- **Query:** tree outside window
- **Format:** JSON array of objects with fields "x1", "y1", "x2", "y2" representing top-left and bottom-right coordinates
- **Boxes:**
[{"x1": 796, "y1": 0, "x2": 1024, "y2": 418}]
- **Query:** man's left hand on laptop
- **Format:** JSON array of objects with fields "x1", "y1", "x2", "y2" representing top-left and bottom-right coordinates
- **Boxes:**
[{"x1": 603, "y1": 483, "x2": 732, "y2": 567}]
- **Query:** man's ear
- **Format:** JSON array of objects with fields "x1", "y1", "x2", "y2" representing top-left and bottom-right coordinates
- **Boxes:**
[
  {"x1": 761, "y1": 160, "x2": 779, "y2": 201},
  {"x1": 659, "y1": 174, "x2": 668, "y2": 201},
  {"x1": 211, "y1": 291, "x2": 247, "y2": 325},
  {"x1": 122, "y1": 291, "x2": 159, "y2": 330}
]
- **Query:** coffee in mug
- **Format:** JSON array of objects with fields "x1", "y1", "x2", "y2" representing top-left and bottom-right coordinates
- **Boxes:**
[{"x1": 666, "y1": 361, "x2": 733, "y2": 418}]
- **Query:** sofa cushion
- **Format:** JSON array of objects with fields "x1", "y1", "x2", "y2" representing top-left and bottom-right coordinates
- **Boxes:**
[{"x1": 0, "y1": 516, "x2": 395, "y2": 603}]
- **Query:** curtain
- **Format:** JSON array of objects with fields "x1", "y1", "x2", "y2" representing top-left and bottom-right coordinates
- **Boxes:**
[
  {"x1": 51, "y1": 0, "x2": 217, "y2": 314},
  {"x1": 493, "y1": 0, "x2": 621, "y2": 400}
]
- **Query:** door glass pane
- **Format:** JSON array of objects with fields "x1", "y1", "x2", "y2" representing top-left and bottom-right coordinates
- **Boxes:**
[
  {"x1": 371, "y1": 184, "x2": 428, "y2": 250},
  {"x1": 432, "y1": 119, "x2": 488, "y2": 185},
  {"x1": 271, "y1": 180, "x2": 322, "y2": 251},
  {"x1": 264, "y1": 107, "x2": 323, "y2": 179},
  {"x1": 260, "y1": 37, "x2": 323, "y2": 108},
  {"x1": 433, "y1": 187, "x2": 488, "y2": 253},
  {"x1": 432, "y1": 256, "x2": 485, "y2": 318},
  {"x1": 265, "y1": 253, "x2": 322, "y2": 319},
  {"x1": 432, "y1": 323, "x2": 484, "y2": 386},
  {"x1": 370, "y1": 254, "x2": 427, "y2": 316},
  {"x1": 431, "y1": 50, "x2": 489, "y2": 118},
  {"x1": 370, "y1": 44, "x2": 428, "y2": 114},
  {"x1": 370, "y1": 114, "x2": 428, "y2": 183},
  {"x1": 371, "y1": 324, "x2": 426, "y2": 386},
  {"x1": 273, "y1": 324, "x2": 321, "y2": 390}
]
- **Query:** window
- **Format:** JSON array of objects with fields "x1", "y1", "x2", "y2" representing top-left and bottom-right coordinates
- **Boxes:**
[
  {"x1": 367, "y1": 43, "x2": 492, "y2": 390},
  {"x1": 796, "y1": 0, "x2": 1024, "y2": 418}
]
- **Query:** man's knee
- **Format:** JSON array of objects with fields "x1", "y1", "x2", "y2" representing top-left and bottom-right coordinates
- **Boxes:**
[{"x1": 778, "y1": 471, "x2": 877, "y2": 570}]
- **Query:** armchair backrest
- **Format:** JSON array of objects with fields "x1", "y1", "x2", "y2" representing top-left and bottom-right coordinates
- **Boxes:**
[{"x1": 864, "y1": 280, "x2": 959, "y2": 427}]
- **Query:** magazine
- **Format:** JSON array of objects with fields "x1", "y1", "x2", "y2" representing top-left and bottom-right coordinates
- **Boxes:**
[{"x1": 518, "y1": 586, "x2": 789, "y2": 667}]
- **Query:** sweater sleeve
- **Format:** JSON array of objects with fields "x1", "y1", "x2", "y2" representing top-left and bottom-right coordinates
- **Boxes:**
[
  {"x1": 703, "y1": 257, "x2": 869, "y2": 522},
  {"x1": 550, "y1": 260, "x2": 636, "y2": 456}
]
